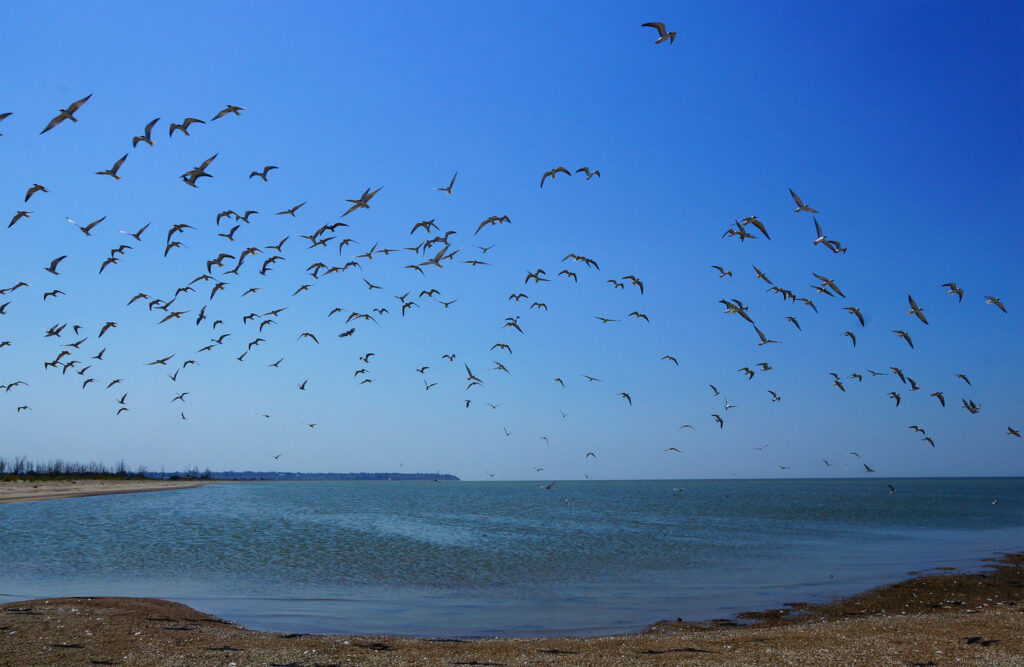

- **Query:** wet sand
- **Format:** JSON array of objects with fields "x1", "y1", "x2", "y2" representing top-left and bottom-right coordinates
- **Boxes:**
[
  {"x1": 0, "y1": 479, "x2": 209, "y2": 504},
  {"x1": 1, "y1": 553, "x2": 1020, "y2": 666}
]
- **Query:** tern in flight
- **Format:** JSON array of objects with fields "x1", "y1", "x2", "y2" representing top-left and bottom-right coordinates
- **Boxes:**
[
  {"x1": 907, "y1": 294, "x2": 929, "y2": 325},
  {"x1": 984, "y1": 296, "x2": 1006, "y2": 313},
  {"x1": 211, "y1": 104, "x2": 245, "y2": 120},
  {"x1": 342, "y1": 186, "x2": 382, "y2": 216},
  {"x1": 789, "y1": 188, "x2": 818, "y2": 213},
  {"x1": 942, "y1": 282, "x2": 964, "y2": 301},
  {"x1": 540, "y1": 166, "x2": 571, "y2": 187},
  {"x1": 641, "y1": 21, "x2": 676, "y2": 44},
  {"x1": 96, "y1": 153, "x2": 128, "y2": 179},
  {"x1": 250, "y1": 165, "x2": 278, "y2": 181},
  {"x1": 434, "y1": 172, "x2": 457, "y2": 194},
  {"x1": 25, "y1": 184, "x2": 48, "y2": 201},
  {"x1": 40, "y1": 94, "x2": 92, "y2": 134},
  {"x1": 169, "y1": 117, "x2": 205, "y2": 136},
  {"x1": 44, "y1": 255, "x2": 67, "y2": 275},
  {"x1": 132, "y1": 118, "x2": 160, "y2": 147}
]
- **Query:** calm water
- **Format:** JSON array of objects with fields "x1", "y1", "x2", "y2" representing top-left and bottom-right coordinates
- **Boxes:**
[{"x1": 1, "y1": 478, "x2": 1021, "y2": 637}]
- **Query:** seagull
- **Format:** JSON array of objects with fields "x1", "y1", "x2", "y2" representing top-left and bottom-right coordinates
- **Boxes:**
[
  {"x1": 168, "y1": 117, "x2": 205, "y2": 137},
  {"x1": 132, "y1": 118, "x2": 160, "y2": 147},
  {"x1": 984, "y1": 296, "x2": 1006, "y2": 313},
  {"x1": 73, "y1": 216, "x2": 105, "y2": 237},
  {"x1": 277, "y1": 202, "x2": 306, "y2": 217},
  {"x1": 211, "y1": 104, "x2": 245, "y2": 120},
  {"x1": 96, "y1": 153, "x2": 128, "y2": 179},
  {"x1": 8, "y1": 210, "x2": 30, "y2": 228},
  {"x1": 753, "y1": 325, "x2": 778, "y2": 345},
  {"x1": 887, "y1": 484, "x2": 897, "y2": 494},
  {"x1": 931, "y1": 391, "x2": 946, "y2": 406},
  {"x1": 249, "y1": 165, "x2": 278, "y2": 181},
  {"x1": 942, "y1": 282, "x2": 964, "y2": 301},
  {"x1": 434, "y1": 172, "x2": 457, "y2": 194},
  {"x1": 789, "y1": 188, "x2": 818, "y2": 213},
  {"x1": 711, "y1": 265, "x2": 732, "y2": 278},
  {"x1": 540, "y1": 167, "x2": 571, "y2": 188},
  {"x1": 24, "y1": 184, "x2": 48, "y2": 201},
  {"x1": 40, "y1": 94, "x2": 92, "y2": 134},
  {"x1": 342, "y1": 186, "x2": 383, "y2": 216},
  {"x1": 575, "y1": 166, "x2": 601, "y2": 180},
  {"x1": 907, "y1": 294, "x2": 929, "y2": 325},
  {"x1": 44, "y1": 255, "x2": 67, "y2": 275},
  {"x1": 641, "y1": 22, "x2": 676, "y2": 44},
  {"x1": 893, "y1": 330, "x2": 914, "y2": 348},
  {"x1": 1007, "y1": 427, "x2": 1021, "y2": 438},
  {"x1": 121, "y1": 222, "x2": 150, "y2": 241}
]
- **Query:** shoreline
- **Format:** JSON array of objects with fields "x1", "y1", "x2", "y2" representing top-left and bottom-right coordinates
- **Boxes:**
[
  {"x1": 1, "y1": 553, "x2": 1020, "y2": 666},
  {"x1": 0, "y1": 479, "x2": 210, "y2": 504}
]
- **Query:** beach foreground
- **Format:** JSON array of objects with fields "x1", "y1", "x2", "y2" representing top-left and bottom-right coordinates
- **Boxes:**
[
  {"x1": 0, "y1": 479, "x2": 208, "y2": 504},
  {"x1": 1, "y1": 554, "x2": 1020, "y2": 666}
]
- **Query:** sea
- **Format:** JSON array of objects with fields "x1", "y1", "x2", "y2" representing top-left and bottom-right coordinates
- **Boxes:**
[{"x1": 1, "y1": 478, "x2": 1020, "y2": 637}]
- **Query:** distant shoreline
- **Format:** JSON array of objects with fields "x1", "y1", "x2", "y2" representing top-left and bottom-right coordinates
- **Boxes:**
[{"x1": 1, "y1": 553, "x2": 1019, "y2": 665}]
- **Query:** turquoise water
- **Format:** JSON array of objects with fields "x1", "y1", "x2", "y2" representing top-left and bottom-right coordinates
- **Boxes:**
[{"x1": 1, "y1": 478, "x2": 1020, "y2": 637}]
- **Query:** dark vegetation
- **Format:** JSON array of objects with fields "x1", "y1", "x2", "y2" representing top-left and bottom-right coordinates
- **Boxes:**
[
  {"x1": 0, "y1": 456, "x2": 211, "y2": 481},
  {"x1": 0, "y1": 458, "x2": 456, "y2": 482}
]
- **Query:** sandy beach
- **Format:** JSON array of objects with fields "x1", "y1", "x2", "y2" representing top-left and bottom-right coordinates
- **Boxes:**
[
  {"x1": 0, "y1": 479, "x2": 209, "y2": 504},
  {"x1": 0, "y1": 553, "x2": 1019, "y2": 666}
]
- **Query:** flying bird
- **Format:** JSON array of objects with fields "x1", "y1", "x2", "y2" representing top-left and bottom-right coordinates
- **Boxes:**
[
  {"x1": 277, "y1": 201, "x2": 307, "y2": 217},
  {"x1": 44, "y1": 255, "x2": 67, "y2": 275},
  {"x1": 540, "y1": 166, "x2": 571, "y2": 188},
  {"x1": 211, "y1": 104, "x2": 245, "y2": 120},
  {"x1": 132, "y1": 118, "x2": 160, "y2": 147},
  {"x1": 9, "y1": 210, "x2": 33, "y2": 227},
  {"x1": 641, "y1": 21, "x2": 676, "y2": 44},
  {"x1": 984, "y1": 296, "x2": 1006, "y2": 313},
  {"x1": 40, "y1": 94, "x2": 92, "y2": 134},
  {"x1": 907, "y1": 294, "x2": 928, "y2": 325},
  {"x1": 168, "y1": 117, "x2": 205, "y2": 137},
  {"x1": 942, "y1": 282, "x2": 964, "y2": 301},
  {"x1": 434, "y1": 172, "x2": 457, "y2": 194},
  {"x1": 25, "y1": 184, "x2": 48, "y2": 201},
  {"x1": 789, "y1": 188, "x2": 818, "y2": 213},
  {"x1": 342, "y1": 186, "x2": 382, "y2": 216},
  {"x1": 96, "y1": 153, "x2": 128, "y2": 179},
  {"x1": 249, "y1": 165, "x2": 278, "y2": 181}
]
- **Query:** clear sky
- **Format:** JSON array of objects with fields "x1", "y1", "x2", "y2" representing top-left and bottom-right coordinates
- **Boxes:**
[{"x1": 1, "y1": 1, "x2": 1021, "y2": 480}]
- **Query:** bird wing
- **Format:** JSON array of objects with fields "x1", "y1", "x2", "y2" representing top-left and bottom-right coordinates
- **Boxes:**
[{"x1": 642, "y1": 22, "x2": 667, "y2": 37}]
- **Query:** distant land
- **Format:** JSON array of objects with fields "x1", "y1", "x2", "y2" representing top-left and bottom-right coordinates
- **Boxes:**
[{"x1": 156, "y1": 471, "x2": 460, "y2": 481}]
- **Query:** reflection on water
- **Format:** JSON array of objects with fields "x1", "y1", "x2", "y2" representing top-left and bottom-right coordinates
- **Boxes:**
[{"x1": 1, "y1": 478, "x2": 1020, "y2": 636}]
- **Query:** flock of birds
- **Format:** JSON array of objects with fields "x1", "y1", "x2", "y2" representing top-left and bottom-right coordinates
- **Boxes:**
[{"x1": 1, "y1": 24, "x2": 1020, "y2": 486}]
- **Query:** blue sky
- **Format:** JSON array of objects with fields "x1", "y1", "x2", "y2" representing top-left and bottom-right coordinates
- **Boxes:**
[{"x1": 1, "y1": 1, "x2": 1021, "y2": 480}]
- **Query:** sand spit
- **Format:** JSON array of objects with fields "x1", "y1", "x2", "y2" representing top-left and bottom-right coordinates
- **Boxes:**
[{"x1": 0, "y1": 479, "x2": 208, "y2": 504}]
